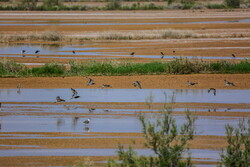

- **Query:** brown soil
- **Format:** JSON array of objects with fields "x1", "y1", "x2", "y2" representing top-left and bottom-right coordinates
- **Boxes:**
[{"x1": 0, "y1": 74, "x2": 249, "y2": 89}]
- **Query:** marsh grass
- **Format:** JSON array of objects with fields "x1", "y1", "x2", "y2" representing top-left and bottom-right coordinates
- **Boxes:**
[
  {"x1": 97, "y1": 29, "x2": 197, "y2": 40},
  {"x1": 1, "y1": 59, "x2": 250, "y2": 77},
  {"x1": 0, "y1": 59, "x2": 28, "y2": 76},
  {"x1": 0, "y1": 30, "x2": 63, "y2": 43}
]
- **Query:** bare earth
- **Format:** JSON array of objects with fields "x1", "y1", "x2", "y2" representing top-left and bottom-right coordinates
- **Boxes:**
[{"x1": 0, "y1": 74, "x2": 250, "y2": 89}]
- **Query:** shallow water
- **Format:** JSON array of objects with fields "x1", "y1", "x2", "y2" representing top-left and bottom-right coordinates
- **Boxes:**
[
  {"x1": 0, "y1": 19, "x2": 249, "y2": 26},
  {"x1": 0, "y1": 44, "x2": 248, "y2": 60},
  {"x1": 0, "y1": 88, "x2": 249, "y2": 104},
  {"x1": 0, "y1": 108, "x2": 242, "y2": 136}
]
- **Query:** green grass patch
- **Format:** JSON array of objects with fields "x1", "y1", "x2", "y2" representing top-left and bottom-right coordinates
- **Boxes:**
[
  {"x1": 1, "y1": 59, "x2": 250, "y2": 77},
  {"x1": 30, "y1": 62, "x2": 66, "y2": 77}
]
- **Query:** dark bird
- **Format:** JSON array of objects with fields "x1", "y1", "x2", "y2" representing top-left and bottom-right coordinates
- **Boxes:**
[
  {"x1": 173, "y1": 50, "x2": 176, "y2": 54},
  {"x1": 231, "y1": 54, "x2": 236, "y2": 58},
  {"x1": 17, "y1": 83, "x2": 21, "y2": 94},
  {"x1": 71, "y1": 95, "x2": 80, "y2": 99},
  {"x1": 208, "y1": 88, "x2": 216, "y2": 96},
  {"x1": 35, "y1": 50, "x2": 40, "y2": 54},
  {"x1": 102, "y1": 84, "x2": 112, "y2": 88},
  {"x1": 56, "y1": 96, "x2": 65, "y2": 102},
  {"x1": 86, "y1": 77, "x2": 95, "y2": 86},
  {"x1": 72, "y1": 50, "x2": 75, "y2": 54},
  {"x1": 133, "y1": 81, "x2": 142, "y2": 89},
  {"x1": 21, "y1": 50, "x2": 26, "y2": 54},
  {"x1": 130, "y1": 52, "x2": 135, "y2": 57},
  {"x1": 0, "y1": 102, "x2": 2, "y2": 111},
  {"x1": 88, "y1": 108, "x2": 95, "y2": 113},
  {"x1": 187, "y1": 81, "x2": 198, "y2": 86},
  {"x1": 71, "y1": 88, "x2": 78, "y2": 97},
  {"x1": 224, "y1": 80, "x2": 236, "y2": 86},
  {"x1": 103, "y1": 109, "x2": 110, "y2": 112},
  {"x1": 83, "y1": 118, "x2": 91, "y2": 125},
  {"x1": 160, "y1": 52, "x2": 164, "y2": 59}
]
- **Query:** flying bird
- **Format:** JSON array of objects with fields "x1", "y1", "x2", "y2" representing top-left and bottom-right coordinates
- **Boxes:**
[
  {"x1": 160, "y1": 52, "x2": 164, "y2": 59},
  {"x1": 86, "y1": 77, "x2": 95, "y2": 86},
  {"x1": 133, "y1": 81, "x2": 142, "y2": 89},
  {"x1": 56, "y1": 96, "x2": 65, "y2": 102},
  {"x1": 102, "y1": 84, "x2": 112, "y2": 89},
  {"x1": 224, "y1": 80, "x2": 236, "y2": 86},
  {"x1": 208, "y1": 88, "x2": 216, "y2": 96},
  {"x1": 88, "y1": 108, "x2": 95, "y2": 113},
  {"x1": 187, "y1": 81, "x2": 198, "y2": 86},
  {"x1": 71, "y1": 88, "x2": 78, "y2": 97}
]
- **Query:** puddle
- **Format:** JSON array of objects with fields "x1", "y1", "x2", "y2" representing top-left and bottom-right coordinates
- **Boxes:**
[
  {"x1": 0, "y1": 148, "x2": 220, "y2": 162},
  {"x1": 0, "y1": 88, "x2": 249, "y2": 104},
  {"x1": 0, "y1": 19, "x2": 249, "y2": 26},
  {"x1": 0, "y1": 113, "x2": 242, "y2": 136},
  {"x1": 0, "y1": 44, "x2": 249, "y2": 60}
]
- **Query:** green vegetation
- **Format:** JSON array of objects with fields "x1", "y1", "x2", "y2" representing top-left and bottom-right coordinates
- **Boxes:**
[
  {"x1": 219, "y1": 118, "x2": 250, "y2": 167},
  {"x1": 224, "y1": 0, "x2": 241, "y2": 8},
  {"x1": 107, "y1": 110, "x2": 196, "y2": 166},
  {"x1": 0, "y1": 0, "x2": 248, "y2": 10},
  {"x1": 1, "y1": 58, "x2": 250, "y2": 77}
]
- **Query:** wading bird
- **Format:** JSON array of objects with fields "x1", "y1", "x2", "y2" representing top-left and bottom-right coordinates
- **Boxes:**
[
  {"x1": 224, "y1": 80, "x2": 236, "y2": 86},
  {"x1": 130, "y1": 52, "x2": 135, "y2": 57},
  {"x1": 231, "y1": 54, "x2": 236, "y2": 58},
  {"x1": 133, "y1": 81, "x2": 142, "y2": 89},
  {"x1": 208, "y1": 88, "x2": 216, "y2": 96},
  {"x1": 56, "y1": 96, "x2": 65, "y2": 102},
  {"x1": 17, "y1": 83, "x2": 21, "y2": 94},
  {"x1": 187, "y1": 81, "x2": 198, "y2": 86},
  {"x1": 72, "y1": 50, "x2": 75, "y2": 54},
  {"x1": 21, "y1": 50, "x2": 26, "y2": 54},
  {"x1": 35, "y1": 50, "x2": 40, "y2": 54},
  {"x1": 83, "y1": 118, "x2": 91, "y2": 125}
]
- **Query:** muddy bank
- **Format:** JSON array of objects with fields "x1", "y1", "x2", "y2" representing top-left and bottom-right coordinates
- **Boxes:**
[{"x1": 0, "y1": 74, "x2": 249, "y2": 89}]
